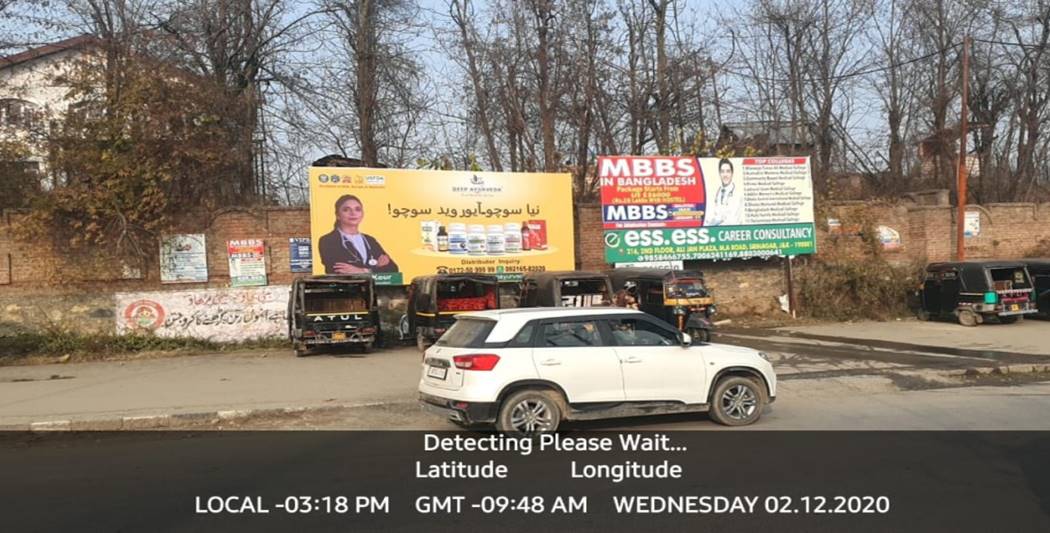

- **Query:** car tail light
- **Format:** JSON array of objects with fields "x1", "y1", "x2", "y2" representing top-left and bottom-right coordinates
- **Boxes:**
[
  {"x1": 453, "y1": 354, "x2": 500, "y2": 371},
  {"x1": 304, "y1": 330, "x2": 316, "y2": 336},
  {"x1": 359, "y1": 327, "x2": 376, "y2": 334}
]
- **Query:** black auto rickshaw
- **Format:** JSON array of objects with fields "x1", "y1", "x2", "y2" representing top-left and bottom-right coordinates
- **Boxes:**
[
  {"x1": 400, "y1": 274, "x2": 500, "y2": 351},
  {"x1": 519, "y1": 271, "x2": 614, "y2": 307},
  {"x1": 287, "y1": 275, "x2": 379, "y2": 356},
  {"x1": 606, "y1": 268, "x2": 716, "y2": 342},
  {"x1": 1022, "y1": 259, "x2": 1050, "y2": 318},
  {"x1": 912, "y1": 261, "x2": 1038, "y2": 326}
]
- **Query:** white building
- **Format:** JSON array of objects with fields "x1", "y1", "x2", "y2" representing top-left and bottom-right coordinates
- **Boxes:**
[{"x1": 0, "y1": 35, "x2": 96, "y2": 177}]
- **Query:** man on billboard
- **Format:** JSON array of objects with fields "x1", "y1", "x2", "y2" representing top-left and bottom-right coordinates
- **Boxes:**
[
  {"x1": 705, "y1": 158, "x2": 743, "y2": 226},
  {"x1": 318, "y1": 194, "x2": 399, "y2": 274}
]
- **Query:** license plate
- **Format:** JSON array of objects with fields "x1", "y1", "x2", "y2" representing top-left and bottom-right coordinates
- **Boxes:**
[
  {"x1": 331, "y1": 331, "x2": 346, "y2": 341},
  {"x1": 427, "y1": 366, "x2": 448, "y2": 380},
  {"x1": 1010, "y1": 304, "x2": 1020, "y2": 312}
]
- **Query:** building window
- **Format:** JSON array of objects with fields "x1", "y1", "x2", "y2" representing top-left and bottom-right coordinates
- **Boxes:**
[{"x1": 0, "y1": 99, "x2": 39, "y2": 129}]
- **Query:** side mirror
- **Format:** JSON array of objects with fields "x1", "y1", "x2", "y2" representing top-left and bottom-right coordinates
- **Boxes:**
[{"x1": 679, "y1": 332, "x2": 692, "y2": 347}]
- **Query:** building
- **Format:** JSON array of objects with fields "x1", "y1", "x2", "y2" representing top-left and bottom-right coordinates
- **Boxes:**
[
  {"x1": 0, "y1": 35, "x2": 98, "y2": 179},
  {"x1": 716, "y1": 120, "x2": 819, "y2": 155}
]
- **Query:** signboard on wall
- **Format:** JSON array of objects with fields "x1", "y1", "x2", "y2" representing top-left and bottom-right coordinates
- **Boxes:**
[
  {"x1": 599, "y1": 156, "x2": 816, "y2": 262},
  {"x1": 227, "y1": 239, "x2": 267, "y2": 287},
  {"x1": 115, "y1": 286, "x2": 289, "y2": 341},
  {"x1": 308, "y1": 167, "x2": 575, "y2": 284},
  {"x1": 289, "y1": 237, "x2": 312, "y2": 273},
  {"x1": 965, "y1": 211, "x2": 981, "y2": 238},
  {"x1": 159, "y1": 234, "x2": 208, "y2": 283}
]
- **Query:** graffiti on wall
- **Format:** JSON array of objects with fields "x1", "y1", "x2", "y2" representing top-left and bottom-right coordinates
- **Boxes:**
[{"x1": 115, "y1": 286, "x2": 290, "y2": 341}]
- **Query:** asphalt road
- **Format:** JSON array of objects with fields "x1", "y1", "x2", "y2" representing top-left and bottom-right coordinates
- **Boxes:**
[{"x1": 3, "y1": 320, "x2": 1049, "y2": 430}]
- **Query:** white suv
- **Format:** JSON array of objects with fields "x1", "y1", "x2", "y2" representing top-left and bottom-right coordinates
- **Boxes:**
[{"x1": 418, "y1": 307, "x2": 776, "y2": 434}]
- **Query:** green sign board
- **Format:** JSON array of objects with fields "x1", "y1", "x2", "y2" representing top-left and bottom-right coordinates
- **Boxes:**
[
  {"x1": 372, "y1": 272, "x2": 404, "y2": 286},
  {"x1": 603, "y1": 223, "x2": 817, "y2": 263}
]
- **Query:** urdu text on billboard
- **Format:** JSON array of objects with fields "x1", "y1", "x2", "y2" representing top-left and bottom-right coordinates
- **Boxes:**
[
  {"x1": 599, "y1": 156, "x2": 816, "y2": 262},
  {"x1": 308, "y1": 168, "x2": 575, "y2": 284}
]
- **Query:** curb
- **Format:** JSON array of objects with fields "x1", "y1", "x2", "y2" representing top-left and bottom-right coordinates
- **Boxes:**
[{"x1": 2, "y1": 401, "x2": 391, "y2": 432}]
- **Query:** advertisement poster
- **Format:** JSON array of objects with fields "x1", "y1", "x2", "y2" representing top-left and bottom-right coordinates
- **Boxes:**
[
  {"x1": 115, "y1": 286, "x2": 288, "y2": 341},
  {"x1": 289, "y1": 237, "x2": 312, "y2": 273},
  {"x1": 159, "y1": 234, "x2": 208, "y2": 283},
  {"x1": 965, "y1": 211, "x2": 980, "y2": 238},
  {"x1": 227, "y1": 239, "x2": 267, "y2": 287},
  {"x1": 308, "y1": 168, "x2": 575, "y2": 284},
  {"x1": 878, "y1": 225, "x2": 902, "y2": 251},
  {"x1": 599, "y1": 156, "x2": 816, "y2": 262}
]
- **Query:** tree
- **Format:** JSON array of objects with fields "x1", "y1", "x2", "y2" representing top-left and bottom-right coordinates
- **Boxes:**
[{"x1": 19, "y1": 46, "x2": 249, "y2": 254}]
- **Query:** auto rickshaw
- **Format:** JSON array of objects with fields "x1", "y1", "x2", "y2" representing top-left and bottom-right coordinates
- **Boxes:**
[
  {"x1": 606, "y1": 268, "x2": 716, "y2": 342},
  {"x1": 518, "y1": 271, "x2": 614, "y2": 308},
  {"x1": 912, "y1": 261, "x2": 1038, "y2": 326},
  {"x1": 400, "y1": 274, "x2": 500, "y2": 351},
  {"x1": 287, "y1": 275, "x2": 380, "y2": 356},
  {"x1": 1022, "y1": 259, "x2": 1050, "y2": 318}
]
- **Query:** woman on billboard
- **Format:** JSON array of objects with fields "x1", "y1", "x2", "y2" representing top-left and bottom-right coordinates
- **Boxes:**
[{"x1": 318, "y1": 195, "x2": 399, "y2": 274}]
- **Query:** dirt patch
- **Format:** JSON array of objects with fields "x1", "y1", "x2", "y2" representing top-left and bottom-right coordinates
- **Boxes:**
[{"x1": 888, "y1": 369, "x2": 1050, "y2": 391}]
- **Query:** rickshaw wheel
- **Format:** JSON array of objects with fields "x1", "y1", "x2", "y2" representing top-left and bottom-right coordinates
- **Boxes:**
[
  {"x1": 957, "y1": 309, "x2": 979, "y2": 327},
  {"x1": 416, "y1": 333, "x2": 430, "y2": 352},
  {"x1": 689, "y1": 328, "x2": 710, "y2": 343}
]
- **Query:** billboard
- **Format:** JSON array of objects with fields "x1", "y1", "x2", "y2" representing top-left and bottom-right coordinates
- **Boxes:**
[
  {"x1": 599, "y1": 156, "x2": 816, "y2": 262},
  {"x1": 227, "y1": 239, "x2": 267, "y2": 287},
  {"x1": 289, "y1": 237, "x2": 312, "y2": 272},
  {"x1": 159, "y1": 234, "x2": 208, "y2": 283},
  {"x1": 308, "y1": 168, "x2": 575, "y2": 284}
]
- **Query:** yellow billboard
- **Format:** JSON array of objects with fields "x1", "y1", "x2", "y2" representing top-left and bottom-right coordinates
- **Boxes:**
[{"x1": 308, "y1": 167, "x2": 575, "y2": 284}]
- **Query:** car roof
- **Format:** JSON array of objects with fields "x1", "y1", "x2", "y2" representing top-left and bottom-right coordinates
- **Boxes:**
[
  {"x1": 455, "y1": 307, "x2": 645, "y2": 343},
  {"x1": 462, "y1": 307, "x2": 637, "y2": 320}
]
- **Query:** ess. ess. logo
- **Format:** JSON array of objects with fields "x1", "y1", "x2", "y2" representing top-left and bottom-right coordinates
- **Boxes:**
[{"x1": 604, "y1": 233, "x2": 621, "y2": 247}]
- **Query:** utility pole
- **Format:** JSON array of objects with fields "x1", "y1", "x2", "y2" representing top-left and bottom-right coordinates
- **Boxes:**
[{"x1": 955, "y1": 36, "x2": 971, "y2": 261}]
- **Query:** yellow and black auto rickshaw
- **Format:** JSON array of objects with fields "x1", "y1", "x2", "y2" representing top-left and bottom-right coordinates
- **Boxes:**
[
  {"x1": 287, "y1": 275, "x2": 380, "y2": 357},
  {"x1": 606, "y1": 268, "x2": 716, "y2": 342},
  {"x1": 400, "y1": 274, "x2": 500, "y2": 351}
]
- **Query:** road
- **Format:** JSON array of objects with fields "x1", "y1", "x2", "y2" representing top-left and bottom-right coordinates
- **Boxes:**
[
  {"x1": 175, "y1": 325, "x2": 1050, "y2": 431},
  {"x1": 2, "y1": 319, "x2": 1049, "y2": 430}
]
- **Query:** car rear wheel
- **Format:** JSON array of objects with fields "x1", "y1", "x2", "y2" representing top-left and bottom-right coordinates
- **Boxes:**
[
  {"x1": 294, "y1": 344, "x2": 308, "y2": 357},
  {"x1": 496, "y1": 390, "x2": 562, "y2": 435},
  {"x1": 709, "y1": 376, "x2": 766, "y2": 426}
]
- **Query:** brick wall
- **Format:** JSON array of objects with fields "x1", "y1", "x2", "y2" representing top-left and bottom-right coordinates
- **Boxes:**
[{"x1": 2, "y1": 201, "x2": 1050, "y2": 332}]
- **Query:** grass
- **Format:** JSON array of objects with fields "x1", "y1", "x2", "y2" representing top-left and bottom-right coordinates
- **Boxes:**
[{"x1": 0, "y1": 330, "x2": 289, "y2": 366}]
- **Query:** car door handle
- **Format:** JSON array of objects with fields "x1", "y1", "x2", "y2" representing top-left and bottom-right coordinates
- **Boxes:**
[
  {"x1": 622, "y1": 356, "x2": 643, "y2": 363},
  {"x1": 539, "y1": 359, "x2": 561, "y2": 366}
]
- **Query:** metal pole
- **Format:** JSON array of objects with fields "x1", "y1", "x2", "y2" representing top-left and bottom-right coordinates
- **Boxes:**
[
  {"x1": 785, "y1": 256, "x2": 797, "y2": 319},
  {"x1": 955, "y1": 36, "x2": 971, "y2": 261}
]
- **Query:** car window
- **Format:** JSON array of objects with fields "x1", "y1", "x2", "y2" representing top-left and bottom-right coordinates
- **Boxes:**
[
  {"x1": 541, "y1": 321, "x2": 602, "y2": 347},
  {"x1": 436, "y1": 318, "x2": 495, "y2": 347},
  {"x1": 507, "y1": 323, "x2": 536, "y2": 347},
  {"x1": 607, "y1": 318, "x2": 677, "y2": 347}
]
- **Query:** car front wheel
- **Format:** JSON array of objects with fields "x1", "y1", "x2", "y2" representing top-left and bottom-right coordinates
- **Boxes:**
[
  {"x1": 709, "y1": 376, "x2": 767, "y2": 426},
  {"x1": 496, "y1": 390, "x2": 562, "y2": 435}
]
